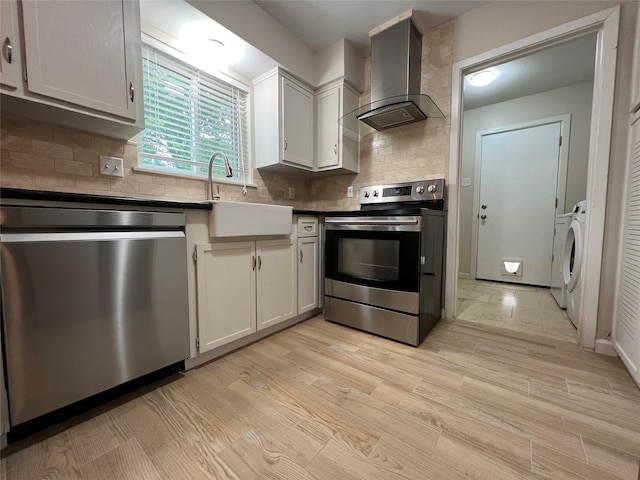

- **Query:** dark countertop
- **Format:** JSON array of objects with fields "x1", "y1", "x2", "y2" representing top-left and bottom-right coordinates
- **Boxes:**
[
  {"x1": 0, "y1": 188, "x2": 360, "y2": 216},
  {"x1": 0, "y1": 188, "x2": 212, "y2": 210},
  {"x1": 293, "y1": 209, "x2": 328, "y2": 215}
]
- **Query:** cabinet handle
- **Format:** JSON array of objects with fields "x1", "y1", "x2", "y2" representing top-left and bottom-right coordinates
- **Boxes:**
[
  {"x1": 4, "y1": 38, "x2": 12, "y2": 64},
  {"x1": 252, "y1": 255, "x2": 256, "y2": 270},
  {"x1": 303, "y1": 225, "x2": 312, "y2": 231},
  {"x1": 284, "y1": 138, "x2": 288, "y2": 151},
  {"x1": 258, "y1": 255, "x2": 262, "y2": 270},
  {"x1": 334, "y1": 143, "x2": 338, "y2": 155},
  {"x1": 129, "y1": 82, "x2": 135, "y2": 102},
  {"x1": 300, "y1": 250, "x2": 303, "y2": 263}
]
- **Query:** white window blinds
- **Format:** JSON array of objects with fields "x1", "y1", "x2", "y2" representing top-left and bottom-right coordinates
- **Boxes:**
[{"x1": 139, "y1": 44, "x2": 250, "y2": 183}]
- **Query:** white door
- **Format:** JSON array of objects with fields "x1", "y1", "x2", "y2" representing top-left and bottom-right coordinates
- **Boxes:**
[
  {"x1": 476, "y1": 122, "x2": 561, "y2": 286},
  {"x1": 196, "y1": 242, "x2": 256, "y2": 353},
  {"x1": 256, "y1": 238, "x2": 297, "y2": 330}
]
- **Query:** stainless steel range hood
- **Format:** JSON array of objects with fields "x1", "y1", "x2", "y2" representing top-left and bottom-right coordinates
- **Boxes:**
[{"x1": 340, "y1": 18, "x2": 444, "y2": 137}]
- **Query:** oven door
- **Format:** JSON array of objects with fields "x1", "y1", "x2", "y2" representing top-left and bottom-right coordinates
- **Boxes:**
[{"x1": 325, "y1": 216, "x2": 421, "y2": 293}]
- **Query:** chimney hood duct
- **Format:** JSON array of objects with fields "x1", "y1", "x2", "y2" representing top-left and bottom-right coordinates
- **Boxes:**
[{"x1": 340, "y1": 18, "x2": 444, "y2": 137}]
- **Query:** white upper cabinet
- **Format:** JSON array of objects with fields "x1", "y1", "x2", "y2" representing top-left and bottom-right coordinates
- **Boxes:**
[
  {"x1": 254, "y1": 68, "x2": 315, "y2": 171},
  {"x1": 0, "y1": 0, "x2": 144, "y2": 139},
  {"x1": 316, "y1": 87, "x2": 340, "y2": 169},
  {"x1": 315, "y1": 80, "x2": 359, "y2": 174},
  {"x1": 0, "y1": 0, "x2": 19, "y2": 89},
  {"x1": 255, "y1": 68, "x2": 361, "y2": 175},
  {"x1": 22, "y1": 0, "x2": 137, "y2": 120},
  {"x1": 282, "y1": 78, "x2": 314, "y2": 169}
]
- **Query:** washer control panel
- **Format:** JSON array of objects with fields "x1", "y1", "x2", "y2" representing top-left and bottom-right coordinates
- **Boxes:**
[{"x1": 359, "y1": 178, "x2": 445, "y2": 205}]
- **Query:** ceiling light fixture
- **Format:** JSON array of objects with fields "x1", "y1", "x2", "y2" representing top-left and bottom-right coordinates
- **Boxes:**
[
  {"x1": 208, "y1": 39, "x2": 225, "y2": 50},
  {"x1": 467, "y1": 69, "x2": 498, "y2": 87}
]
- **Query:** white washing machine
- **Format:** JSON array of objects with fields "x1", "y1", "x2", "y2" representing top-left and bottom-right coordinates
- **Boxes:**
[
  {"x1": 563, "y1": 201, "x2": 587, "y2": 328},
  {"x1": 550, "y1": 213, "x2": 573, "y2": 308}
]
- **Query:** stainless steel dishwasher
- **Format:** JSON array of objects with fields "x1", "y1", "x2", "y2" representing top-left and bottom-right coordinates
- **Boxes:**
[{"x1": 0, "y1": 206, "x2": 190, "y2": 427}]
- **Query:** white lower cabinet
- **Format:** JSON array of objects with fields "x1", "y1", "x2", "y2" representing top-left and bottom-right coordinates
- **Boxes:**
[
  {"x1": 256, "y1": 238, "x2": 298, "y2": 330},
  {"x1": 298, "y1": 236, "x2": 319, "y2": 313},
  {"x1": 195, "y1": 237, "x2": 297, "y2": 353},
  {"x1": 196, "y1": 242, "x2": 257, "y2": 353},
  {"x1": 296, "y1": 216, "x2": 320, "y2": 314}
]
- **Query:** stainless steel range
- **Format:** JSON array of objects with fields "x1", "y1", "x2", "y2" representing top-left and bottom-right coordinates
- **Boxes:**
[{"x1": 324, "y1": 178, "x2": 445, "y2": 346}]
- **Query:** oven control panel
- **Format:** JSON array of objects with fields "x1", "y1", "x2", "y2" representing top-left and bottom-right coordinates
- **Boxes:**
[{"x1": 359, "y1": 178, "x2": 445, "y2": 204}]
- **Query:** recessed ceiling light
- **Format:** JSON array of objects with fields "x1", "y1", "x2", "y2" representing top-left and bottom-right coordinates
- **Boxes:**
[{"x1": 467, "y1": 69, "x2": 498, "y2": 87}]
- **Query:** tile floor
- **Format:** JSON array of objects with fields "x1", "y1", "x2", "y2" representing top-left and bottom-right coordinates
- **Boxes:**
[{"x1": 457, "y1": 278, "x2": 578, "y2": 343}]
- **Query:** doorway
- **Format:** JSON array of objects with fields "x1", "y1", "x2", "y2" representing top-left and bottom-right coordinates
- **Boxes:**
[{"x1": 446, "y1": 7, "x2": 620, "y2": 349}]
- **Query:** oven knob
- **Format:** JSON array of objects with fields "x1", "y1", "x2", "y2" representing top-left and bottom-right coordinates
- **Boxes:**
[
  {"x1": 373, "y1": 190, "x2": 379, "y2": 197},
  {"x1": 416, "y1": 185, "x2": 425, "y2": 194},
  {"x1": 427, "y1": 184, "x2": 437, "y2": 193},
  {"x1": 364, "y1": 191, "x2": 370, "y2": 198}
]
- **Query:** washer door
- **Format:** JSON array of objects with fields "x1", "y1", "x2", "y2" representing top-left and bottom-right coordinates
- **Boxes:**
[{"x1": 562, "y1": 219, "x2": 584, "y2": 293}]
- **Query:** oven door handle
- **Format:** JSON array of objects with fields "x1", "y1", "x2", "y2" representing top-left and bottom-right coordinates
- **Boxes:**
[{"x1": 325, "y1": 218, "x2": 419, "y2": 226}]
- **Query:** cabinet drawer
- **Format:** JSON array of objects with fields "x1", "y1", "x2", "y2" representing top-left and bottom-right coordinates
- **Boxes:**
[{"x1": 297, "y1": 217, "x2": 318, "y2": 237}]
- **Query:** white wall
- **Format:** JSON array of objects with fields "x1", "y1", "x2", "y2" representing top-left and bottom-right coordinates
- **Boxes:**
[{"x1": 459, "y1": 81, "x2": 594, "y2": 275}]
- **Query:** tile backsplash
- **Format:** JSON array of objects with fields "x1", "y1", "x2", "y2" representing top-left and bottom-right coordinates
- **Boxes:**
[
  {"x1": 0, "y1": 115, "x2": 309, "y2": 208},
  {"x1": 1, "y1": 19, "x2": 452, "y2": 211}
]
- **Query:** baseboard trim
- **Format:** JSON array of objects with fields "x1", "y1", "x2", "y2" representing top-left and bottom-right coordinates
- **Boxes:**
[
  {"x1": 458, "y1": 272, "x2": 471, "y2": 279},
  {"x1": 595, "y1": 338, "x2": 618, "y2": 357},
  {"x1": 185, "y1": 309, "x2": 323, "y2": 370}
]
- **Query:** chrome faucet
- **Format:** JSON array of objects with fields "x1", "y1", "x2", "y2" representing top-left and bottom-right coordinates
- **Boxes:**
[{"x1": 208, "y1": 151, "x2": 233, "y2": 200}]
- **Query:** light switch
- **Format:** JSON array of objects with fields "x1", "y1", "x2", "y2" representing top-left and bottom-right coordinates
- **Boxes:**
[{"x1": 461, "y1": 177, "x2": 472, "y2": 187}]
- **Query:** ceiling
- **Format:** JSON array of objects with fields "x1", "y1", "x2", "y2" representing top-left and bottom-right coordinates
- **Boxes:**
[
  {"x1": 253, "y1": 0, "x2": 487, "y2": 56},
  {"x1": 463, "y1": 33, "x2": 597, "y2": 110},
  {"x1": 141, "y1": 0, "x2": 597, "y2": 110}
]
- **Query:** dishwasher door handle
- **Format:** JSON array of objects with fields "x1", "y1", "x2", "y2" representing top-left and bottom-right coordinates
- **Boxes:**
[{"x1": 0, "y1": 231, "x2": 185, "y2": 243}]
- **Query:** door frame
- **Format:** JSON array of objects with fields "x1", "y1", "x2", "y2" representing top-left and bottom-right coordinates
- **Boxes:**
[
  {"x1": 469, "y1": 115, "x2": 571, "y2": 280},
  {"x1": 445, "y1": 6, "x2": 620, "y2": 350}
]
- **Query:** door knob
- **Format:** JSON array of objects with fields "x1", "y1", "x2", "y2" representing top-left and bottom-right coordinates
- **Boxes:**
[{"x1": 480, "y1": 214, "x2": 487, "y2": 220}]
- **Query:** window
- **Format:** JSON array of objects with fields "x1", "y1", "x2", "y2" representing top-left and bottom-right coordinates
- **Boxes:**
[{"x1": 138, "y1": 42, "x2": 250, "y2": 184}]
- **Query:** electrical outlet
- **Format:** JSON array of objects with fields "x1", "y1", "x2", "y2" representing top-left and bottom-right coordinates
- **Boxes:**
[
  {"x1": 288, "y1": 187, "x2": 295, "y2": 200},
  {"x1": 347, "y1": 186, "x2": 354, "y2": 198},
  {"x1": 461, "y1": 177, "x2": 472, "y2": 187},
  {"x1": 99, "y1": 156, "x2": 124, "y2": 178}
]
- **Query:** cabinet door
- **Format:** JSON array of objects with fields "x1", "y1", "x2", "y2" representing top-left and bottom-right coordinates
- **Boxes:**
[
  {"x1": 0, "y1": 0, "x2": 19, "y2": 89},
  {"x1": 21, "y1": 0, "x2": 137, "y2": 120},
  {"x1": 196, "y1": 243, "x2": 256, "y2": 353},
  {"x1": 282, "y1": 77, "x2": 314, "y2": 169},
  {"x1": 298, "y1": 237, "x2": 319, "y2": 314},
  {"x1": 256, "y1": 238, "x2": 297, "y2": 330},
  {"x1": 316, "y1": 87, "x2": 340, "y2": 169},
  {"x1": 613, "y1": 114, "x2": 640, "y2": 385}
]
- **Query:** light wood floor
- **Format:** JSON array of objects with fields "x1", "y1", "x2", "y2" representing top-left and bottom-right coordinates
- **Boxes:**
[
  {"x1": 458, "y1": 278, "x2": 578, "y2": 343},
  {"x1": 3, "y1": 315, "x2": 640, "y2": 480}
]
